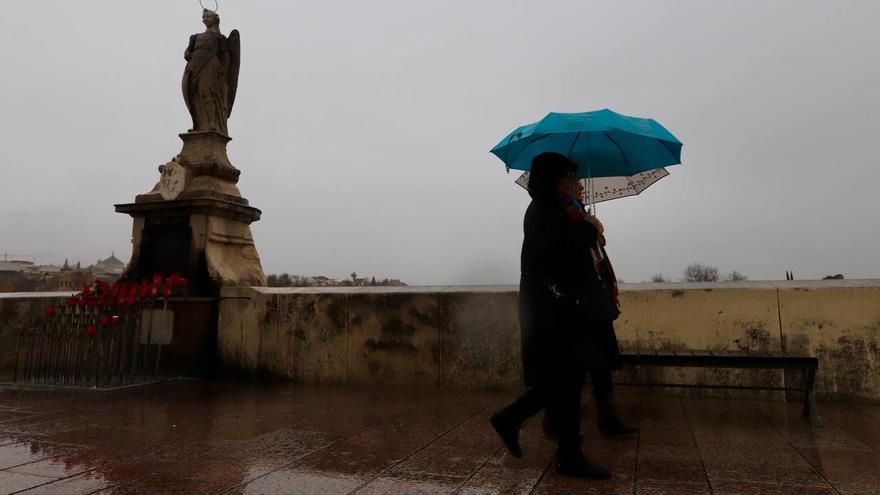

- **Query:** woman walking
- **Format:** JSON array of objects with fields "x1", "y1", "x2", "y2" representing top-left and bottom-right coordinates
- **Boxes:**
[{"x1": 490, "y1": 152, "x2": 636, "y2": 479}]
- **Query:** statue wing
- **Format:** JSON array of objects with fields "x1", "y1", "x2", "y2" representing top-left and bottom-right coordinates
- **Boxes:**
[{"x1": 226, "y1": 29, "x2": 241, "y2": 118}]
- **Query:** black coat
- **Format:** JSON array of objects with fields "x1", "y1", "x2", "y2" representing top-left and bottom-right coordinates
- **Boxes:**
[{"x1": 519, "y1": 198, "x2": 621, "y2": 386}]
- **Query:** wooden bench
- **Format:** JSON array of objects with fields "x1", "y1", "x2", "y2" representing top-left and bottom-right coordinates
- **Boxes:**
[{"x1": 618, "y1": 349, "x2": 821, "y2": 425}]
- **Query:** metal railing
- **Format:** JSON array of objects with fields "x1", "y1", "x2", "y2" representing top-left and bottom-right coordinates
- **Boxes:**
[{"x1": 11, "y1": 274, "x2": 187, "y2": 389}]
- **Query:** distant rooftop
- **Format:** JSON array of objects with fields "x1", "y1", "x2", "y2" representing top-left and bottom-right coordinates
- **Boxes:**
[
  {"x1": 99, "y1": 252, "x2": 124, "y2": 266},
  {"x1": 94, "y1": 252, "x2": 125, "y2": 276},
  {"x1": 0, "y1": 261, "x2": 25, "y2": 272}
]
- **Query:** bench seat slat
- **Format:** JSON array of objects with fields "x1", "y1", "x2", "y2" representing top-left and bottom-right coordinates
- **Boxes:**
[{"x1": 620, "y1": 348, "x2": 817, "y2": 369}]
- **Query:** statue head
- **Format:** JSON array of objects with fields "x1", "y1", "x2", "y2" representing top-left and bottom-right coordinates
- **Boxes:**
[{"x1": 202, "y1": 9, "x2": 220, "y2": 29}]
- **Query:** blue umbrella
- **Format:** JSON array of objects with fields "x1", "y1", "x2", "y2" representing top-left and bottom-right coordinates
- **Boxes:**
[{"x1": 490, "y1": 109, "x2": 682, "y2": 179}]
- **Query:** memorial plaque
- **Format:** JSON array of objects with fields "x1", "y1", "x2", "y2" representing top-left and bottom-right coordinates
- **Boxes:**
[{"x1": 140, "y1": 310, "x2": 174, "y2": 345}]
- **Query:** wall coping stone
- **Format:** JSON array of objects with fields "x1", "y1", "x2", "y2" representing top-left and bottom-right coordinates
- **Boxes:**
[
  {"x1": 237, "y1": 279, "x2": 880, "y2": 296},
  {"x1": 3, "y1": 280, "x2": 877, "y2": 301},
  {"x1": 621, "y1": 279, "x2": 880, "y2": 290},
  {"x1": 0, "y1": 291, "x2": 77, "y2": 300},
  {"x1": 252, "y1": 285, "x2": 518, "y2": 295}
]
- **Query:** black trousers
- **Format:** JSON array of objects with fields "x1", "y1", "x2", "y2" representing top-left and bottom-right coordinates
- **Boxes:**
[
  {"x1": 503, "y1": 371, "x2": 613, "y2": 447},
  {"x1": 590, "y1": 370, "x2": 613, "y2": 397}
]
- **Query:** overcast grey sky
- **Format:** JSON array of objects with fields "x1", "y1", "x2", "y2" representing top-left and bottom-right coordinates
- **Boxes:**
[{"x1": 1, "y1": 1, "x2": 878, "y2": 285}]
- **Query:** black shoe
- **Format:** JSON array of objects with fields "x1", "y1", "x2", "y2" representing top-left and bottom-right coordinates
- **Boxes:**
[
  {"x1": 596, "y1": 396, "x2": 639, "y2": 436},
  {"x1": 490, "y1": 411, "x2": 523, "y2": 458},
  {"x1": 556, "y1": 452, "x2": 611, "y2": 479}
]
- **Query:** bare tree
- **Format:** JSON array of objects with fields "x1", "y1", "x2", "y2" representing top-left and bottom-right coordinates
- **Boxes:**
[
  {"x1": 683, "y1": 263, "x2": 719, "y2": 282},
  {"x1": 650, "y1": 273, "x2": 669, "y2": 283},
  {"x1": 725, "y1": 271, "x2": 748, "y2": 281}
]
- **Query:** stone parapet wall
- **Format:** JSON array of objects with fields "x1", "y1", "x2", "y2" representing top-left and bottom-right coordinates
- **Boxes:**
[
  {"x1": 218, "y1": 281, "x2": 880, "y2": 402},
  {"x1": 3, "y1": 282, "x2": 878, "y2": 401},
  {"x1": 218, "y1": 286, "x2": 521, "y2": 389}
]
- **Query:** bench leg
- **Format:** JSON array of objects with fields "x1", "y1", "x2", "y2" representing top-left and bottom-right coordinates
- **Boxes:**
[{"x1": 802, "y1": 368, "x2": 822, "y2": 426}]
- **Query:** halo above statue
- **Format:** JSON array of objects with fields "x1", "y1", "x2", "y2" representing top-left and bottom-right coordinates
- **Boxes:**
[{"x1": 199, "y1": 0, "x2": 219, "y2": 12}]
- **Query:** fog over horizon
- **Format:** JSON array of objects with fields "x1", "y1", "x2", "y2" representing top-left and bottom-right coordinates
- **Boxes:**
[{"x1": 1, "y1": 1, "x2": 878, "y2": 285}]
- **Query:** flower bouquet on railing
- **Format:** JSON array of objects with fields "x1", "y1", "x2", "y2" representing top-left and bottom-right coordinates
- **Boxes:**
[{"x1": 12, "y1": 273, "x2": 188, "y2": 388}]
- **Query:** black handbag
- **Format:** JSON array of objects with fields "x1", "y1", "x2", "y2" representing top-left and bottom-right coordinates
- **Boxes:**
[{"x1": 548, "y1": 281, "x2": 620, "y2": 322}]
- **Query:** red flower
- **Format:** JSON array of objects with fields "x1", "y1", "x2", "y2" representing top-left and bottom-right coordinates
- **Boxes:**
[
  {"x1": 100, "y1": 314, "x2": 110, "y2": 325},
  {"x1": 67, "y1": 297, "x2": 77, "y2": 307},
  {"x1": 111, "y1": 315, "x2": 121, "y2": 325},
  {"x1": 127, "y1": 286, "x2": 138, "y2": 306},
  {"x1": 85, "y1": 324, "x2": 96, "y2": 335},
  {"x1": 82, "y1": 284, "x2": 92, "y2": 297},
  {"x1": 115, "y1": 282, "x2": 127, "y2": 305},
  {"x1": 140, "y1": 280, "x2": 149, "y2": 298},
  {"x1": 45, "y1": 307, "x2": 56, "y2": 316}
]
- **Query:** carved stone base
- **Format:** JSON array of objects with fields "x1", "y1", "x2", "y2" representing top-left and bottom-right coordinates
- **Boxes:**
[
  {"x1": 115, "y1": 196, "x2": 266, "y2": 291},
  {"x1": 140, "y1": 131, "x2": 245, "y2": 203},
  {"x1": 121, "y1": 126, "x2": 265, "y2": 293}
]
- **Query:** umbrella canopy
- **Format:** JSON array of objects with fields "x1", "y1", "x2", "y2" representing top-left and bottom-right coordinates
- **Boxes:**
[
  {"x1": 514, "y1": 167, "x2": 669, "y2": 205},
  {"x1": 491, "y1": 109, "x2": 682, "y2": 179}
]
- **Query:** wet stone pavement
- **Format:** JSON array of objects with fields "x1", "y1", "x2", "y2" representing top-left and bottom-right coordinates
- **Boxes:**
[{"x1": 0, "y1": 381, "x2": 878, "y2": 494}]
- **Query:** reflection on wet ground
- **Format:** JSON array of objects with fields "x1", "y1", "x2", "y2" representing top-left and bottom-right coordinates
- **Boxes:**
[{"x1": 0, "y1": 381, "x2": 878, "y2": 494}]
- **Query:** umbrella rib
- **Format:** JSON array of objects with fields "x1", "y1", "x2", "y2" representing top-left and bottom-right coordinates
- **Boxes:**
[
  {"x1": 566, "y1": 132, "x2": 582, "y2": 162},
  {"x1": 603, "y1": 131, "x2": 632, "y2": 175}
]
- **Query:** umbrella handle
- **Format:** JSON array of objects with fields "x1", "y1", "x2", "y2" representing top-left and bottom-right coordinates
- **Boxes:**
[{"x1": 588, "y1": 166, "x2": 596, "y2": 216}]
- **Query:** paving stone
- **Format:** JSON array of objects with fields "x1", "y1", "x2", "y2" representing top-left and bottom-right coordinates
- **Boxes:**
[{"x1": 0, "y1": 470, "x2": 53, "y2": 493}]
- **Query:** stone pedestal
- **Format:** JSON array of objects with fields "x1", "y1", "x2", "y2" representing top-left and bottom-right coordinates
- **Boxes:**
[
  {"x1": 114, "y1": 131, "x2": 265, "y2": 378},
  {"x1": 115, "y1": 130, "x2": 266, "y2": 294}
]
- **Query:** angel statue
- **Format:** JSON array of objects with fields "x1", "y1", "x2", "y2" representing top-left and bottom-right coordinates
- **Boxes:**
[{"x1": 182, "y1": 9, "x2": 240, "y2": 136}]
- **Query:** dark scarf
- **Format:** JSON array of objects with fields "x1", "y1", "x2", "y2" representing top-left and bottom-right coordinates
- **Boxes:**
[{"x1": 560, "y1": 193, "x2": 620, "y2": 304}]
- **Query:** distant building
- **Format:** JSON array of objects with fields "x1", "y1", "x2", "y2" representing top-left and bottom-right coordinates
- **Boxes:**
[
  {"x1": 0, "y1": 261, "x2": 26, "y2": 292},
  {"x1": 53, "y1": 270, "x2": 96, "y2": 291},
  {"x1": 0, "y1": 252, "x2": 125, "y2": 292},
  {"x1": 265, "y1": 273, "x2": 408, "y2": 288},
  {"x1": 0, "y1": 261, "x2": 26, "y2": 273},
  {"x1": 312, "y1": 276, "x2": 334, "y2": 287},
  {"x1": 93, "y1": 252, "x2": 126, "y2": 278}
]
